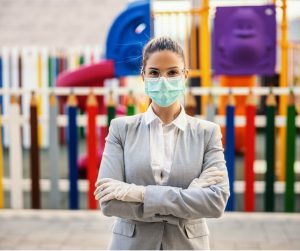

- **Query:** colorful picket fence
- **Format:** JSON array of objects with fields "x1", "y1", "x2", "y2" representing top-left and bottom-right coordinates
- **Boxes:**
[
  {"x1": 0, "y1": 46, "x2": 102, "y2": 149},
  {"x1": 0, "y1": 86, "x2": 299, "y2": 212}
]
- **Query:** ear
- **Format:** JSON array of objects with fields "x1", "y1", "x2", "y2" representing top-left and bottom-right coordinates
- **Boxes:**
[
  {"x1": 141, "y1": 70, "x2": 145, "y2": 81},
  {"x1": 184, "y1": 69, "x2": 189, "y2": 80}
]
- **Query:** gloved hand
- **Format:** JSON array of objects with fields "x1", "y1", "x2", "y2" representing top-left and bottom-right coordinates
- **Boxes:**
[
  {"x1": 94, "y1": 178, "x2": 145, "y2": 203},
  {"x1": 188, "y1": 166, "x2": 227, "y2": 189}
]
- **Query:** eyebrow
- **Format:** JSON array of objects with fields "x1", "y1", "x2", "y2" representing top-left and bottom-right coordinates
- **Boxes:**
[{"x1": 148, "y1": 66, "x2": 180, "y2": 70}]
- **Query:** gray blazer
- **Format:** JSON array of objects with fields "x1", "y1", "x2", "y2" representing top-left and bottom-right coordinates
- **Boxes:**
[{"x1": 97, "y1": 113, "x2": 230, "y2": 250}]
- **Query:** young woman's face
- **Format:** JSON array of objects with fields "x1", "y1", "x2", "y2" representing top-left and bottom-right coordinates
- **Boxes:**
[{"x1": 142, "y1": 50, "x2": 188, "y2": 80}]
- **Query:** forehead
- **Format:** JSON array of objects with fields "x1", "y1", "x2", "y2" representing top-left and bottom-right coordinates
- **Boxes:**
[{"x1": 145, "y1": 50, "x2": 184, "y2": 69}]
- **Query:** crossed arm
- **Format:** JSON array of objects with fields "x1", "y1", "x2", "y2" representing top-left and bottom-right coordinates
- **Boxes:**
[{"x1": 96, "y1": 118, "x2": 230, "y2": 224}]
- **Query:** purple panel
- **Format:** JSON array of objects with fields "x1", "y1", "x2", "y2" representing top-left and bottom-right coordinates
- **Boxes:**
[{"x1": 213, "y1": 5, "x2": 276, "y2": 75}]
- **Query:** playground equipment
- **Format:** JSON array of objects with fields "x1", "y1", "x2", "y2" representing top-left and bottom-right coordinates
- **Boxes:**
[
  {"x1": 213, "y1": 5, "x2": 276, "y2": 154},
  {"x1": 56, "y1": 0, "x2": 151, "y2": 172},
  {"x1": 0, "y1": 0, "x2": 299, "y2": 212}
]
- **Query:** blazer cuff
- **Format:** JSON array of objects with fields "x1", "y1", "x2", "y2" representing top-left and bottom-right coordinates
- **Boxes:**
[
  {"x1": 143, "y1": 185, "x2": 159, "y2": 217},
  {"x1": 143, "y1": 185, "x2": 180, "y2": 217},
  {"x1": 143, "y1": 185, "x2": 180, "y2": 225}
]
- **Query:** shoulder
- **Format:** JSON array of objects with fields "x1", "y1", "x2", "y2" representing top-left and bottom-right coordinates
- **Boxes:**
[
  {"x1": 186, "y1": 115, "x2": 222, "y2": 146},
  {"x1": 186, "y1": 115, "x2": 220, "y2": 133},
  {"x1": 109, "y1": 114, "x2": 144, "y2": 131}
]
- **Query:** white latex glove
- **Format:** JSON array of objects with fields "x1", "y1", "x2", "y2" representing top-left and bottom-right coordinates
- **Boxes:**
[
  {"x1": 188, "y1": 166, "x2": 227, "y2": 189},
  {"x1": 94, "y1": 178, "x2": 145, "y2": 203}
]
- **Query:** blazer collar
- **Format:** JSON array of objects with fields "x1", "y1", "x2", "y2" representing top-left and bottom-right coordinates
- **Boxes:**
[{"x1": 144, "y1": 103, "x2": 187, "y2": 131}]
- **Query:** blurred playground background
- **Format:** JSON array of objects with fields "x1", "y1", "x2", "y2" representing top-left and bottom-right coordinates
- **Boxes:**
[{"x1": 0, "y1": 0, "x2": 300, "y2": 249}]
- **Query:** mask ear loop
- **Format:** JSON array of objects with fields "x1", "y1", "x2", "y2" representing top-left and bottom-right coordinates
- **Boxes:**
[{"x1": 182, "y1": 74, "x2": 189, "y2": 107}]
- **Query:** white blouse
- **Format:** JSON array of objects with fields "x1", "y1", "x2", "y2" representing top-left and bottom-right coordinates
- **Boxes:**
[{"x1": 144, "y1": 104, "x2": 187, "y2": 185}]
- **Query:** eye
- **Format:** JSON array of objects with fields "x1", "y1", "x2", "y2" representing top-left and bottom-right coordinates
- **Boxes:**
[
  {"x1": 148, "y1": 70, "x2": 160, "y2": 77},
  {"x1": 167, "y1": 69, "x2": 180, "y2": 77}
]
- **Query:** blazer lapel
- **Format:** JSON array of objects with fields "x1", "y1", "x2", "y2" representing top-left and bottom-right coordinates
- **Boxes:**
[{"x1": 140, "y1": 118, "x2": 157, "y2": 185}]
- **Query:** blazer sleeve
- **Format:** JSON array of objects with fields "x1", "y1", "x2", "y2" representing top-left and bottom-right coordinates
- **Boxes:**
[
  {"x1": 143, "y1": 124, "x2": 230, "y2": 219},
  {"x1": 97, "y1": 118, "x2": 179, "y2": 225}
]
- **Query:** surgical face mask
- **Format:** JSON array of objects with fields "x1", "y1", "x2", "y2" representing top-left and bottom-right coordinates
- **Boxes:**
[{"x1": 144, "y1": 75, "x2": 186, "y2": 107}]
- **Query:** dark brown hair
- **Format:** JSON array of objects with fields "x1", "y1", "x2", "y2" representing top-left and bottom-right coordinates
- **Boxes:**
[{"x1": 141, "y1": 36, "x2": 186, "y2": 72}]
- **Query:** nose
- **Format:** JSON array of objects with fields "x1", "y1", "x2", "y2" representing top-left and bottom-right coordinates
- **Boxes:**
[{"x1": 160, "y1": 77, "x2": 168, "y2": 87}]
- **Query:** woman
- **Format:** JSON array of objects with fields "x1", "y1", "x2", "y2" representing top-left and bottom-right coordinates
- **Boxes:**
[{"x1": 94, "y1": 36, "x2": 230, "y2": 250}]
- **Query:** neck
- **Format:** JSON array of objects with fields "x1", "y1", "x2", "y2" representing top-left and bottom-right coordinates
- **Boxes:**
[{"x1": 151, "y1": 101, "x2": 181, "y2": 124}]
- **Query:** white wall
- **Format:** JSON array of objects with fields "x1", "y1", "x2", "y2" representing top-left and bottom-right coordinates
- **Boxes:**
[{"x1": 0, "y1": 0, "x2": 128, "y2": 48}]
